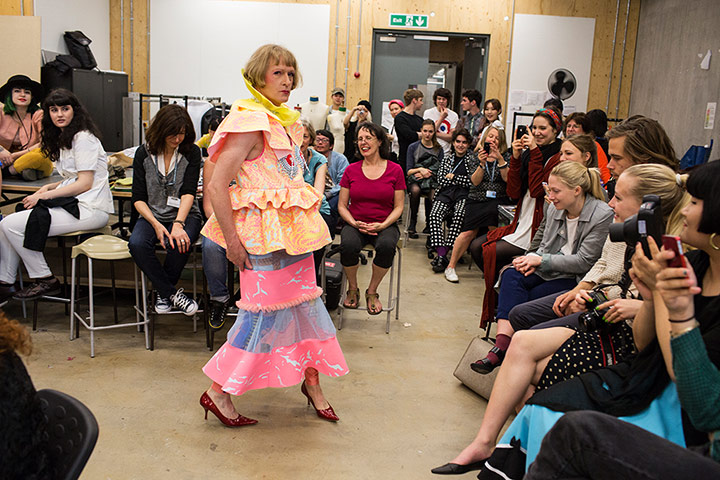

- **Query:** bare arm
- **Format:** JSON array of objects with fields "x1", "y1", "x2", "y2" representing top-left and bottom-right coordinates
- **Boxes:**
[
  {"x1": 313, "y1": 164, "x2": 327, "y2": 194},
  {"x1": 337, "y1": 186, "x2": 356, "y2": 227},
  {"x1": 207, "y1": 131, "x2": 263, "y2": 270},
  {"x1": 202, "y1": 160, "x2": 216, "y2": 218},
  {"x1": 22, "y1": 171, "x2": 92, "y2": 209}
]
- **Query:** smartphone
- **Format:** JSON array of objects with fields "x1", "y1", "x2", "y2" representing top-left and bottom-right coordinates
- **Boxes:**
[
  {"x1": 483, "y1": 142, "x2": 491, "y2": 154},
  {"x1": 517, "y1": 125, "x2": 528, "y2": 139},
  {"x1": 661, "y1": 234, "x2": 686, "y2": 268}
]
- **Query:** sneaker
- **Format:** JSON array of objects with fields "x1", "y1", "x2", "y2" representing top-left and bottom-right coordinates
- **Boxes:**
[
  {"x1": 171, "y1": 288, "x2": 198, "y2": 316},
  {"x1": 155, "y1": 295, "x2": 172, "y2": 313},
  {"x1": 13, "y1": 277, "x2": 61, "y2": 300},
  {"x1": 432, "y1": 255, "x2": 449, "y2": 273},
  {"x1": 444, "y1": 267, "x2": 459, "y2": 283},
  {"x1": 208, "y1": 299, "x2": 230, "y2": 331}
]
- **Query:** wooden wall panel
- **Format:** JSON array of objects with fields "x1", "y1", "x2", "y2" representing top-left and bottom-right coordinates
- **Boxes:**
[
  {"x1": 108, "y1": 0, "x2": 640, "y2": 119},
  {"x1": 0, "y1": 0, "x2": 33, "y2": 15}
]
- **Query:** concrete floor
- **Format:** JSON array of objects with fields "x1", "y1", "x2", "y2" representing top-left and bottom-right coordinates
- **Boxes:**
[{"x1": 6, "y1": 231, "x2": 512, "y2": 480}]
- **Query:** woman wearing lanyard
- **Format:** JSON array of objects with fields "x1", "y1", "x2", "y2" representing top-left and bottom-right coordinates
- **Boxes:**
[
  {"x1": 427, "y1": 129, "x2": 476, "y2": 273},
  {"x1": 443, "y1": 126, "x2": 510, "y2": 283},
  {"x1": 129, "y1": 104, "x2": 202, "y2": 315}
]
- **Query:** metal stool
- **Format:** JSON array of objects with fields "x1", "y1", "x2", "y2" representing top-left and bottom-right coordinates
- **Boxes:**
[
  {"x1": 335, "y1": 241, "x2": 402, "y2": 334},
  {"x1": 69, "y1": 235, "x2": 149, "y2": 357}
]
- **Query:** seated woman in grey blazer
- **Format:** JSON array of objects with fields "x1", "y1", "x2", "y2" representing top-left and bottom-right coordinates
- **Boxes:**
[{"x1": 473, "y1": 161, "x2": 612, "y2": 374}]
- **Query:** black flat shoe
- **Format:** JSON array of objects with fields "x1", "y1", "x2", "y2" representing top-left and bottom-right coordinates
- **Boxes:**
[
  {"x1": 430, "y1": 459, "x2": 486, "y2": 475},
  {"x1": 470, "y1": 346, "x2": 506, "y2": 374}
]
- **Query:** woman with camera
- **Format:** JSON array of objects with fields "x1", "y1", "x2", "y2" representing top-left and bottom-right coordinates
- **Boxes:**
[
  {"x1": 443, "y1": 126, "x2": 510, "y2": 283},
  {"x1": 468, "y1": 107, "x2": 564, "y2": 330},
  {"x1": 431, "y1": 163, "x2": 689, "y2": 476}
]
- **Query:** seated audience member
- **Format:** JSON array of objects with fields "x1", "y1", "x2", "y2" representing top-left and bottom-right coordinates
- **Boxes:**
[
  {"x1": 195, "y1": 116, "x2": 221, "y2": 153},
  {"x1": 527, "y1": 246, "x2": 720, "y2": 479},
  {"x1": 0, "y1": 89, "x2": 114, "y2": 301},
  {"x1": 299, "y1": 120, "x2": 332, "y2": 272},
  {"x1": 472, "y1": 161, "x2": 611, "y2": 372},
  {"x1": 0, "y1": 311, "x2": 53, "y2": 479},
  {"x1": 394, "y1": 89, "x2": 424, "y2": 174},
  {"x1": 0, "y1": 75, "x2": 53, "y2": 181},
  {"x1": 543, "y1": 97, "x2": 564, "y2": 116},
  {"x1": 469, "y1": 107, "x2": 564, "y2": 329},
  {"x1": 343, "y1": 100, "x2": 371, "y2": 161},
  {"x1": 314, "y1": 128, "x2": 348, "y2": 233},
  {"x1": 406, "y1": 119, "x2": 442, "y2": 238},
  {"x1": 129, "y1": 104, "x2": 202, "y2": 316},
  {"x1": 559, "y1": 133, "x2": 597, "y2": 167},
  {"x1": 565, "y1": 112, "x2": 611, "y2": 183},
  {"x1": 478, "y1": 98, "x2": 504, "y2": 140},
  {"x1": 423, "y1": 88, "x2": 458, "y2": 156},
  {"x1": 458, "y1": 89, "x2": 484, "y2": 149},
  {"x1": 431, "y1": 162, "x2": 693, "y2": 477},
  {"x1": 604, "y1": 116, "x2": 679, "y2": 197},
  {"x1": 386, "y1": 99, "x2": 404, "y2": 163},
  {"x1": 428, "y1": 129, "x2": 476, "y2": 273},
  {"x1": 586, "y1": 108, "x2": 610, "y2": 157},
  {"x1": 338, "y1": 122, "x2": 405, "y2": 315},
  {"x1": 201, "y1": 138, "x2": 232, "y2": 331},
  {"x1": 444, "y1": 126, "x2": 510, "y2": 283}
]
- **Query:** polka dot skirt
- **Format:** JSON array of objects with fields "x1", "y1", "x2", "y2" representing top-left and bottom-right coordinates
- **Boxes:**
[{"x1": 537, "y1": 322, "x2": 635, "y2": 391}]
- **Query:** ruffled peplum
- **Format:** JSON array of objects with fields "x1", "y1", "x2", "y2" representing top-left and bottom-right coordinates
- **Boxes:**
[{"x1": 201, "y1": 183, "x2": 331, "y2": 256}]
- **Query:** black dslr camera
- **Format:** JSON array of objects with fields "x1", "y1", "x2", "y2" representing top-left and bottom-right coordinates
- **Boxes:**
[
  {"x1": 609, "y1": 194, "x2": 663, "y2": 258},
  {"x1": 578, "y1": 290, "x2": 610, "y2": 332}
]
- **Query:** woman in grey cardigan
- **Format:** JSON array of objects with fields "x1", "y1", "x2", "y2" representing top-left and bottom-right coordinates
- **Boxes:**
[{"x1": 474, "y1": 161, "x2": 612, "y2": 374}]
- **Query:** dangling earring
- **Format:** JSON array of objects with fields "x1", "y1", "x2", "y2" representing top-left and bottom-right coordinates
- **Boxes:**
[{"x1": 710, "y1": 233, "x2": 720, "y2": 250}]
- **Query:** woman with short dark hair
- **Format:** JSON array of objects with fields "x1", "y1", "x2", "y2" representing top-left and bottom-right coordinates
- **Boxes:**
[{"x1": 129, "y1": 104, "x2": 202, "y2": 316}]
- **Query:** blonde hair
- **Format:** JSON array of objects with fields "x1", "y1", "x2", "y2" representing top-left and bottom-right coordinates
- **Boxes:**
[
  {"x1": 550, "y1": 161, "x2": 605, "y2": 201},
  {"x1": 243, "y1": 44, "x2": 302, "y2": 90},
  {"x1": 622, "y1": 164, "x2": 690, "y2": 236},
  {"x1": 475, "y1": 126, "x2": 508, "y2": 155}
]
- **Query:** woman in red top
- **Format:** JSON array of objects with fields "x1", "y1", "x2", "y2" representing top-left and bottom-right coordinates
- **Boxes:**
[
  {"x1": 469, "y1": 107, "x2": 564, "y2": 328},
  {"x1": 338, "y1": 122, "x2": 405, "y2": 315}
]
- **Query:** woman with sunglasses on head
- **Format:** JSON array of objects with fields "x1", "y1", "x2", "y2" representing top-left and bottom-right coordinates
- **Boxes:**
[
  {"x1": 469, "y1": 107, "x2": 564, "y2": 331},
  {"x1": 129, "y1": 104, "x2": 202, "y2": 317},
  {"x1": 0, "y1": 88, "x2": 114, "y2": 301},
  {"x1": 0, "y1": 75, "x2": 53, "y2": 180}
]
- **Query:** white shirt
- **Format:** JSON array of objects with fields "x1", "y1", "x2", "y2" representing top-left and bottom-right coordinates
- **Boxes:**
[
  {"x1": 423, "y1": 107, "x2": 459, "y2": 155},
  {"x1": 561, "y1": 216, "x2": 580, "y2": 256},
  {"x1": 503, "y1": 190, "x2": 535, "y2": 250},
  {"x1": 56, "y1": 130, "x2": 114, "y2": 213}
]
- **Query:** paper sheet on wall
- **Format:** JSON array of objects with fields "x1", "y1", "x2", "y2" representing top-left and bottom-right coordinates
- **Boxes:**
[
  {"x1": 705, "y1": 102, "x2": 716, "y2": 130},
  {"x1": 525, "y1": 91, "x2": 545, "y2": 107},
  {"x1": 510, "y1": 90, "x2": 526, "y2": 105}
]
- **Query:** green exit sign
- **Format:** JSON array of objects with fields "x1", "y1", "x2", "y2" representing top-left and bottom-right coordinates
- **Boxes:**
[{"x1": 389, "y1": 13, "x2": 429, "y2": 28}]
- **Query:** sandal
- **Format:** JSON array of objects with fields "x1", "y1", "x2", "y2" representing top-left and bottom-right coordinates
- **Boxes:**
[
  {"x1": 343, "y1": 288, "x2": 360, "y2": 309},
  {"x1": 365, "y1": 290, "x2": 382, "y2": 315}
]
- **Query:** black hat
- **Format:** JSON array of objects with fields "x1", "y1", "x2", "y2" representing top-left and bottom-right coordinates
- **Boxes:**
[{"x1": 0, "y1": 75, "x2": 44, "y2": 104}]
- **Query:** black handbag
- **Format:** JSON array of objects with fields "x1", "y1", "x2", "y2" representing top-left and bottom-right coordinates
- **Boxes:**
[{"x1": 63, "y1": 31, "x2": 97, "y2": 69}]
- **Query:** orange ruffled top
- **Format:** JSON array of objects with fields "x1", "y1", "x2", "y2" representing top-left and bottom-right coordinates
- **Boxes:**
[{"x1": 200, "y1": 104, "x2": 331, "y2": 255}]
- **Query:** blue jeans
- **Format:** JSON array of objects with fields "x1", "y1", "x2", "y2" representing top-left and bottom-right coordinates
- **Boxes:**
[
  {"x1": 202, "y1": 236, "x2": 229, "y2": 300},
  {"x1": 128, "y1": 216, "x2": 202, "y2": 299},
  {"x1": 496, "y1": 269, "x2": 577, "y2": 320}
]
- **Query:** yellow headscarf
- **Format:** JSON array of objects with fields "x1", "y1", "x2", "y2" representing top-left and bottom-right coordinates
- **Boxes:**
[{"x1": 234, "y1": 70, "x2": 300, "y2": 127}]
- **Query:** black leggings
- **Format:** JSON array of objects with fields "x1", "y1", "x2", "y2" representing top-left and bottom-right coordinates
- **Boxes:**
[
  {"x1": 469, "y1": 235, "x2": 525, "y2": 277},
  {"x1": 340, "y1": 224, "x2": 400, "y2": 269},
  {"x1": 408, "y1": 183, "x2": 433, "y2": 225}
]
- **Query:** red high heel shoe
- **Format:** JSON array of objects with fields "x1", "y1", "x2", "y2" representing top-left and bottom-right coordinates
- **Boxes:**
[
  {"x1": 301, "y1": 381, "x2": 339, "y2": 422},
  {"x1": 200, "y1": 392, "x2": 258, "y2": 427}
]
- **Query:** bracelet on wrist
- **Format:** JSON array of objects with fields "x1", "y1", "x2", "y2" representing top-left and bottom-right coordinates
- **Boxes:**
[
  {"x1": 173, "y1": 219, "x2": 185, "y2": 227},
  {"x1": 668, "y1": 315, "x2": 696, "y2": 323}
]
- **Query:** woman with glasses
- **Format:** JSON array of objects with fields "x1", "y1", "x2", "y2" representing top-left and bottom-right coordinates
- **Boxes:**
[{"x1": 129, "y1": 104, "x2": 202, "y2": 316}]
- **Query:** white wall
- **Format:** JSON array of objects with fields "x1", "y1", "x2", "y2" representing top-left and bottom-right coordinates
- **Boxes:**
[
  {"x1": 506, "y1": 14, "x2": 595, "y2": 132},
  {"x1": 35, "y1": 0, "x2": 111, "y2": 70},
  {"x1": 150, "y1": 0, "x2": 330, "y2": 106}
]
